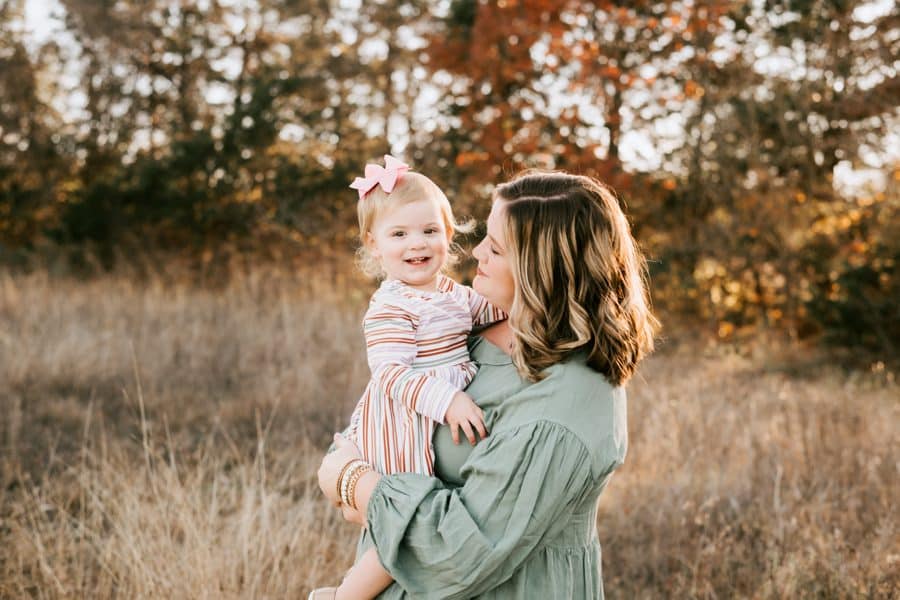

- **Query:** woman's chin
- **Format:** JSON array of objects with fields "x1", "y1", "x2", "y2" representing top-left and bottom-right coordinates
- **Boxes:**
[{"x1": 472, "y1": 276, "x2": 492, "y2": 301}]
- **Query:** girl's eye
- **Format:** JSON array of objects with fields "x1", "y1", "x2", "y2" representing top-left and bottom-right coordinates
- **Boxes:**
[
  {"x1": 392, "y1": 231, "x2": 405, "y2": 237},
  {"x1": 425, "y1": 228, "x2": 437, "y2": 234}
]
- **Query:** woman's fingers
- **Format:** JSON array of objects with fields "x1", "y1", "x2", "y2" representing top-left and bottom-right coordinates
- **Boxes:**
[
  {"x1": 318, "y1": 440, "x2": 356, "y2": 503},
  {"x1": 332, "y1": 433, "x2": 362, "y2": 460}
]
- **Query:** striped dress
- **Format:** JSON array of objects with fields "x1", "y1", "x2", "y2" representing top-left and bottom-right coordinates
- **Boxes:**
[{"x1": 345, "y1": 274, "x2": 506, "y2": 476}]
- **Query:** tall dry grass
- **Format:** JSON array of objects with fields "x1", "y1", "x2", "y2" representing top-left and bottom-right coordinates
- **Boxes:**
[{"x1": 0, "y1": 267, "x2": 897, "y2": 598}]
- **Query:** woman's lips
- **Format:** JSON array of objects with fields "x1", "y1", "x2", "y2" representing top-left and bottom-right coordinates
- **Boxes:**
[{"x1": 476, "y1": 268, "x2": 487, "y2": 277}]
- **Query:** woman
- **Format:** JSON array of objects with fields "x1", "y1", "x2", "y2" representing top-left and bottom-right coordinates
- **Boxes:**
[{"x1": 318, "y1": 171, "x2": 658, "y2": 598}]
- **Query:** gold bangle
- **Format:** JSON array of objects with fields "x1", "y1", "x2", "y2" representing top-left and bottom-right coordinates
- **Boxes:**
[
  {"x1": 347, "y1": 463, "x2": 373, "y2": 511},
  {"x1": 336, "y1": 460, "x2": 356, "y2": 501},
  {"x1": 343, "y1": 464, "x2": 363, "y2": 507},
  {"x1": 340, "y1": 460, "x2": 367, "y2": 506}
]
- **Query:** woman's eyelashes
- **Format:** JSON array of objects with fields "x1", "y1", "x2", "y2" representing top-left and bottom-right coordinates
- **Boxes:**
[{"x1": 476, "y1": 237, "x2": 499, "y2": 256}]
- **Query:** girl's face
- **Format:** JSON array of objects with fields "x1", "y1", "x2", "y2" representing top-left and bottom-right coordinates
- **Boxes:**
[
  {"x1": 366, "y1": 197, "x2": 450, "y2": 291},
  {"x1": 472, "y1": 201, "x2": 515, "y2": 312}
]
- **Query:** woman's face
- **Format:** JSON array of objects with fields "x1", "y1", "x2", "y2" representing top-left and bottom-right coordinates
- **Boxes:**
[{"x1": 472, "y1": 200, "x2": 516, "y2": 312}]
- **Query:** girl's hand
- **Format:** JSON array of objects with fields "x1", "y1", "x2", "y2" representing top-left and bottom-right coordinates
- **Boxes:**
[
  {"x1": 444, "y1": 391, "x2": 488, "y2": 445},
  {"x1": 317, "y1": 433, "x2": 363, "y2": 505}
]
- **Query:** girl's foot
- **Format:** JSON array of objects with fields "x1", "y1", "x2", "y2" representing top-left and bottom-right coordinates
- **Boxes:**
[{"x1": 307, "y1": 587, "x2": 337, "y2": 600}]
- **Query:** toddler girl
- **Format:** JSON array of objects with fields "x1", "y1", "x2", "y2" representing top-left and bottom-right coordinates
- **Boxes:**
[{"x1": 308, "y1": 155, "x2": 505, "y2": 600}]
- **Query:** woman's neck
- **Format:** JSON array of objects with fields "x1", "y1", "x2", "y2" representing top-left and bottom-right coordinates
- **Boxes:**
[{"x1": 480, "y1": 319, "x2": 514, "y2": 355}]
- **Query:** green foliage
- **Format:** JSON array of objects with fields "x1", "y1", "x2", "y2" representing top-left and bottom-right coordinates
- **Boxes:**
[
  {"x1": 448, "y1": 0, "x2": 477, "y2": 29},
  {"x1": 802, "y1": 201, "x2": 900, "y2": 354}
]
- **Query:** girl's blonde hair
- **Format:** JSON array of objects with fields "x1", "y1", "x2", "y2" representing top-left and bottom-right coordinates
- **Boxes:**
[
  {"x1": 356, "y1": 171, "x2": 472, "y2": 278},
  {"x1": 495, "y1": 171, "x2": 659, "y2": 386}
]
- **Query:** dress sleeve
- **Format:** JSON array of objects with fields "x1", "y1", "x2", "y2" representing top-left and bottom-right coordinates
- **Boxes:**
[
  {"x1": 366, "y1": 420, "x2": 597, "y2": 598},
  {"x1": 364, "y1": 301, "x2": 461, "y2": 423},
  {"x1": 461, "y1": 284, "x2": 507, "y2": 326}
]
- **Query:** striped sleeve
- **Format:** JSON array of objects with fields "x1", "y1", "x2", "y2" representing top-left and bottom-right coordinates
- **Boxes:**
[
  {"x1": 364, "y1": 301, "x2": 460, "y2": 423},
  {"x1": 460, "y1": 284, "x2": 507, "y2": 327},
  {"x1": 343, "y1": 398, "x2": 363, "y2": 441}
]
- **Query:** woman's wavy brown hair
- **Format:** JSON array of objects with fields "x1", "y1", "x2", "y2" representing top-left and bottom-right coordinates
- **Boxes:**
[{"x1": 496, "y1": 171, "x2": 659, "y2": 386}]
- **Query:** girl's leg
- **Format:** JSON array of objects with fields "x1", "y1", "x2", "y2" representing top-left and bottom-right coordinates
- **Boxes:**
[{"x1": 335, "y1": 548, "x2": 393, "y2": 600}]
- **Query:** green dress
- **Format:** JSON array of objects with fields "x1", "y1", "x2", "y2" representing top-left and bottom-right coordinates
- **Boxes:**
[{"x1": 357, "y1": 335, "x2": 628, "y2": 599}]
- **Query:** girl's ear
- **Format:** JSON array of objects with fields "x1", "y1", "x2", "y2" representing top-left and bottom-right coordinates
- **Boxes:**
[{"x1": 365, "y1": 231, "x2": 380, "y2": 258}]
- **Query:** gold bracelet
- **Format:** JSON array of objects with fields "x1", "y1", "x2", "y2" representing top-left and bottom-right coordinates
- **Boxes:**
[
  {"x1": 343, "y1": 463, "x2": 363, "y2": 507},
  {"x1": 340, "y1": 460, "x2": 368, "y2": 506},
  {"x1": 336, "y1": 460, "x2": 357, "y2": 501},
  {"x1": 339, "y1": 461, "x2": 357, "y2": 505},
  {"x1": 347, "y1": 466, "x2": 365, "y2": 510},
  {"x1": 346, "y1": 463, "x2": 373, "y2": 511}
]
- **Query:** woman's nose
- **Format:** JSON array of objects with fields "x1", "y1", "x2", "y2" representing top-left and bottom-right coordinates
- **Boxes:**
[{"x1": 472, "y1": 237, "x2": 486, "y2": 260}]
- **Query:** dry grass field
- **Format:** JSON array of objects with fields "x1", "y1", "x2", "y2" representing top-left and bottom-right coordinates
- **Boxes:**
[{"x1": 1, "y1": 267, "x2": 897, "y2": 599}]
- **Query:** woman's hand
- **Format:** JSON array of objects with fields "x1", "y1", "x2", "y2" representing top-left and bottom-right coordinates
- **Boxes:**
[{"x1": 317, "y1": 433, "x2": 363, "y2": 506}]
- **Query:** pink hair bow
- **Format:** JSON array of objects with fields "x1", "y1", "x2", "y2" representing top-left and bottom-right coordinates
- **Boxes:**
[{"x1": 349, "y1": 155, "x2": 410, "y2": 200}]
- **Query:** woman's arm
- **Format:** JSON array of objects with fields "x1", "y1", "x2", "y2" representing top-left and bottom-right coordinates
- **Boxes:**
[
  {"x1": 318, "y1": 434, "x2": 379, "y2": 510},
  {"x1": 324, "y1": 421, "x2": 605, "y2": 599}
]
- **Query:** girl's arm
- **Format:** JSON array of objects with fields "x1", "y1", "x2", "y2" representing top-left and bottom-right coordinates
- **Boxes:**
[
  {"x1": 364, "y1": 302, "x2": 461, "y2": 422},
  {"x1": 459, "y1": 283, "x2": 507, "y2": 326}
]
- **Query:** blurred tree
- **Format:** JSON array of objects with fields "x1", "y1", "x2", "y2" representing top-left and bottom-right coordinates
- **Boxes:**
[
  {"x1": 1, "y1": 0, "x2": 897, "y2": 357},
  {"x1": 55, "y1": 0, "x2": 265, "y2": 249},
  {"x1": 0, "y1": 0, "x2": 71, "y2": 251},
  {"x1": 276, "y1": 0, "x2": 426, "y2": 246},
  {"x1": 651, "y1": 0, "x2": 900, "y2": 354},
  {"x1": 51, "y1": 0, "x2": 389, "y2": 255},
  {"x1": 422, "y1": 1, "x2": 729, "y2": 208}
]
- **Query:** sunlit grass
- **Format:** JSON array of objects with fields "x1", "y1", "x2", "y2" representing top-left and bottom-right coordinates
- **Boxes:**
[{"x1": 1, "y1": 268, "x2": 897, "y2": 598}]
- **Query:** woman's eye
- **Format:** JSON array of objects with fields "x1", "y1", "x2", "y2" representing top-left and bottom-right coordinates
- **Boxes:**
[{"x1": 490, "y1": 246, "x2": 499, "y2": 255}]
